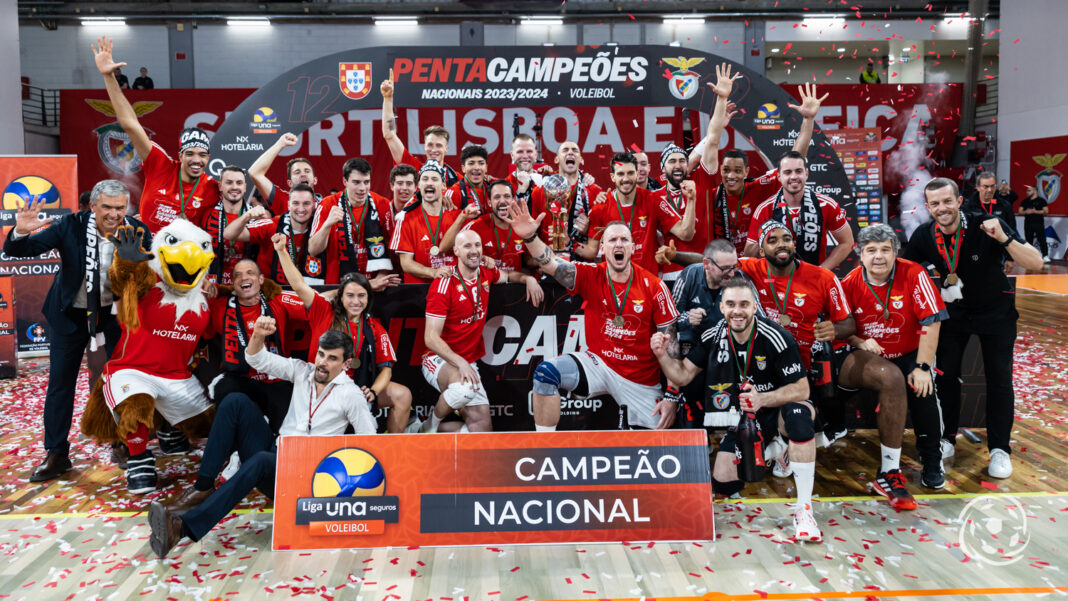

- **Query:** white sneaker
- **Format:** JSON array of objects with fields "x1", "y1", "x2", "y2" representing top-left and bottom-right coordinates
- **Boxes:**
[
  {"x1": 940, "y1": 438, "x2": 956, "y2": 466},
  {"x1": 404, "y1": 419, "x2": 424, "y2": 434},
  {"x1": 1043, "y1": 255, "x2": 1051, "y2": 263},
  {"x1": 793, "y1": 503, "x2": 822, "y2": 542},
  {"x1": 219, "y1": 451, "x2": 241, "y2": 482},
  {"x1": 988, "y1": 449, "x2": 1013, "y2": 479},
  {"x1": 815, "y1": 428, "x2": 848, "y2": 449},
  {"x1": 764, "y1": 437, "x2": 792, "y2": 478}
]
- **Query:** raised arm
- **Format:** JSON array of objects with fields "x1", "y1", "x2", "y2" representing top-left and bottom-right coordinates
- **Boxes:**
[
  {"x1": 649, "y1": 332, "x2": 702, "y2": 386},
  {"x1": 438, "y1": 204, "x2": 480, "y2": 254},
  {"x1": 308, "y1": 203, "x2": 343, "y2": 257},
  {"x1": 224, "y1": 205, "x2": 268, "y2": 243},
  {"x1": 271, "y1": 233, "x2": 316, "y2": 308},
  {"x1": 700, "y1": 63, "x2": 741, "y2": 173},
  {"x1": 501, "y1": 199, "x2": 577, "y2": 289},
  {"x1": 789, "y1": 83, "x2": 829, "y2": 155},
  {"x1": 92, "y1": 37, "x2": 150, "y2": 160},
  {"x1": 380, "y1": 70, "x2": 406, "y2": 164},
  {"x1": 248, "y1": 133, "x2": 299, "y2": 201},
  {"x1": 668, "y1": 180, "x2": 697, "y2": 240}
]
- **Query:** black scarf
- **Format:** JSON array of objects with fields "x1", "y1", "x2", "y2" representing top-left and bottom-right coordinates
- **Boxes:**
[
  {"x1": 338, "y1": 193, "x2": 391, "y2": 276},
  {"x1": 712, "y1": 177, "x2": 757, "y2": 241},
  {"x1": 443, "y1": 164, "x2": 460, "y2": 188},
  {"x1": 270, "y1": 213, "x2": 323, "y2": 284},
  {"x1": 770, "y1": 186, "x2": 823, "y2": 264},
  {"x1": 205, "y1": 201, "x2": 248, "y2": 281},
  {"x1": 457, "y1": 178, "x2": 489, "y2": 213},
  {"x1": 222, "y1": 293, "x2": 280, "y2": 375},
  {"x1": 349, "y1": 313, "x2": 380, "y2": 388}
]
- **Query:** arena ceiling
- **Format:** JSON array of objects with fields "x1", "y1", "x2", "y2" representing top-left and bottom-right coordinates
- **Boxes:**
[{"x1": 19, "y1": 0, "x2": 998, "y2": 24}]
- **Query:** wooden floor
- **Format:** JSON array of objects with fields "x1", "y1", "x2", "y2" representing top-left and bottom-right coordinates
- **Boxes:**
[{"x1": 0, "y1": 285, "x2": 1066, "y2": 600}]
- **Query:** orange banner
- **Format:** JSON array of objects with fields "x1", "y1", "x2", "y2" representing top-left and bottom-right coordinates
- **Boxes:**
[
  {"x1": 0, "y1": 277, "x2": 14, "y2": 377},
  {"x1": 273, "y1": 430, "x2": 715, "y2": 550}
]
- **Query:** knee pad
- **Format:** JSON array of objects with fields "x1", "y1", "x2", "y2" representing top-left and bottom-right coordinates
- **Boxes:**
[
  {"x1": 533, "y1": 355, "x2": 581, "y2": 396},
  {"x1": 443, "y1": 382, "x2": 476, "y2": 410},
  {"x1": 782, "y1": 402, "x2": 815, "y2": 443},
  {"x1": 712, "y1": 477, "x2": 745, "y2": 497}
]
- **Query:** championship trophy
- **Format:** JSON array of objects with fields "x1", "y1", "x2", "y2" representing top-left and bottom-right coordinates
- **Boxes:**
[{"x1": 542, "y1": 174, "x2": 574, "y2": 259}]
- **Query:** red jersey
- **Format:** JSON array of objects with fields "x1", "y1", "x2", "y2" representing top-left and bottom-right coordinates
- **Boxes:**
[
  {"x1": 139, "y1": 143, "x2": 218, "y2": 233},
  {"x1": 588, "y1": 187, "x2": 680, "y2": 274},
  {"x1": 696, "y1": 164, "x2": 780, "y2": 254},
  {"x1": 247, "y1": 215, "x2": 320, "y2": 285},
  {"x1": 206, "y1": 292, "x2": 308, "y2": 381},
  {"x1": 746, "y1": 192, "x2": 850, "y2": 263},
  {"x1": 840, "y1": 258, "x2": 946, "y2": 359},
  {"x1": 739, "y1": 256, "x2": 851, "y2": 367},
  {"x1": 425, "y1": 265, "x2": 501, "y2": 363},
  {"x1": 392, "y1": 205, "x2": 460, "y2": 283},
  {"x1": 105, "y1": 285, "x2": 209, "y2": 379},
  {"x1": 445, "y1": 179, "x2": 492, "y2": 213},
  {"x1": 306, "y1": 294, "x2": 396, "y2": 377},
  {"x1": 199, "y1": 206, "x2": 250, "y2": 286},
  {"x1": 530, "y1": 178, "x2": 604, "y2": 242},
  {"x1": 311, "y1": 191, "x2": 394, "y2": 284},
  {"x1": 570, "y1": 262, "x2": 678, "y2": 386},
  {"x1": 397, "y1": 149, "x2": 460, "y2": 187},
  {"x1": 461, "y1": 215, "x2": 526, "y2": 272}
]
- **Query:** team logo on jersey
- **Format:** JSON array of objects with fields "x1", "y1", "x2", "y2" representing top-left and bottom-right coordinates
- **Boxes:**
[
  {"x1": 632, "y1": 299, "x2": 644, "y2": 314},
  {"x1": 85, "y1": 99, "x2": 162, "y2": 175},
  {"x1": 120, "y1": 384, "x2": 130, "y2": 394},
  {"x1": 306, "y1": 257, "x2": 322, "y2": 276},
  {"x1": 481, "y1": 280, "x2": 490, "y2": 292},
  {"x1": 368, "y1": 236, "x2": 386, "y2": 258},
  {"x1": 708, "y1": 383, "x2": 733, "y2": 410},
  {"x1": 638, "y1": 215, "x2": 648, "y2": 228},
  {"x1": 514, "y1": 240, "x2": 524, "y2": 252},
  {"x1": 891, "y1": 295, "x2": 904, "y2": 309},
  {"x1": 755, "y1": 356, "x2": 767, "y2": 370},
  {"x1": 793, "y1": 292, "x2": 807, "y2": 307},
  {"x1": 663, "y1": 57, "x2": 705, "y2": 100},
  {"x1": 191, "y1": 199, "x2": 202, "y2": 209},
  {"x1": 339, "y1": 63, "x2": 373, "y2": 100}
]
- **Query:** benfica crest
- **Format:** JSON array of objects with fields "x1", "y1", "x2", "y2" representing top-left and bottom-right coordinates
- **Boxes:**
[
  {"x1": 663, "y1": 57, "x2": 705, "y2": 101},
  {"x1": 85, "y1": 98, "x2": 162, "y2": 175},
  {"x1": 339, "y1": 63, "x2": 372, "y2": 100}
]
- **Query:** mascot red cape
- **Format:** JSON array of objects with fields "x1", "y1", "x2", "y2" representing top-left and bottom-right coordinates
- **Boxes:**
[{"x1": 81, "y1": 219, "x2": 216, "y2": 494}]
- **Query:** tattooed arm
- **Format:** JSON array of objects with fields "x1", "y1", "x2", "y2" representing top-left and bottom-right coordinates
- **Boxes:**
[{"x1": 502, "y1": 199, "x2": 578, "y2": 289}]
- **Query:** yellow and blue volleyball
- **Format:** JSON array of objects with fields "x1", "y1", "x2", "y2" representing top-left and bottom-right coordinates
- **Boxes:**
[
  {"x1": 757, "y1": 103, "x2": 780, "y2": 119},
  {"x1": 311, "y1": 448, "x2": 385, "y2": 497},
  {"x1": 252, "y1": 107, "x2": 276, "y2": 123},
  {"x1": 3, "y1": 175, "x2": 61, "y2": 210}
]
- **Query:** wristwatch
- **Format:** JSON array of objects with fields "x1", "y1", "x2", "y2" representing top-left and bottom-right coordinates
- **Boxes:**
[
  {"x1": 999, "y1": 237, "x2": 1013, "y2": 248},
  {"x1": 916, "y1": 363, "x2": 932, "y2": 372}
]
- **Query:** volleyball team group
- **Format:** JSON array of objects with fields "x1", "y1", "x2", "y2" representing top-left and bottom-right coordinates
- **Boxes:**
[{"x1": 14, "y1": 38, "x2": 1044, "y2": 555}]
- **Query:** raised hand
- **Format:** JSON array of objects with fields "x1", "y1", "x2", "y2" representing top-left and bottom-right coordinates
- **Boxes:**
[
  {"x1": 279, "y1": 132, "x2": 299, "y2": 147},
  {"x1": 326, "y1": 204, "x2": 345, "y2": 226},
  {"x1": 271, "y1": 233, "x2": 287, "y2": 254},
  {"x1": 247, "y1": 205, "x2": 269, "y2": 221},
  {"x1": 13, "y1": 196, "x2": 54, "y2": 235},
  {"x1": 380, "y1": 69, "x2": 395, "y2": 99},
  {"x1": 789, "y1": 83, "x2": 829, "y2": 120},
  {"x1": 369, "y1": 273, "x2": 401, "y2": 291},
  {"x1": 649, "y1": 332, "x2": 670, "y2": 358},
  {"x1": 680, "y1": 180, "x2": 696, "y2": 201},
  {"x1": 707, "y1": 63, "x2": 741, "y2": 99},
  {"x1": 252, "y1": 316, "x2": 277, "y2": 338},
  {"x1": 107, "y1": 225, "x2": 152, "y2": 263},
  {"x1": 91, "y1": 36, "x2": 126, "y2": 77},
  {"x1": 501, "y1": 199, "x2": 544, "y2": 242}
]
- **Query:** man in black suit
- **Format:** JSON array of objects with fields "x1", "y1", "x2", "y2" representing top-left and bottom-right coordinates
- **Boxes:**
[{"x1": 4, "y1": 180, "x2": 151, "y2": 481}]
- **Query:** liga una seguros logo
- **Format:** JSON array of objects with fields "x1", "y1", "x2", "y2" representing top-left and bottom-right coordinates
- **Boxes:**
[
  {"x1": 663, "y1": 56, "x2": 705, "y2": 100},
  {"x1": 85, "y1": 98, "x2": 162, "y2": 175}
]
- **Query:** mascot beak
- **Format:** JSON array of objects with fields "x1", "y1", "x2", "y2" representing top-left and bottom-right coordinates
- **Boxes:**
[{"x1": 158, "y1": 241, "x2": 214, "y2": 291}]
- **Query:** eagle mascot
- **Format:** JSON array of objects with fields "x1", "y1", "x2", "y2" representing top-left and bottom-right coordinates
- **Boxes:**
[{"x1": 81, "y1": 219, "x2": 216, "y2": 494}]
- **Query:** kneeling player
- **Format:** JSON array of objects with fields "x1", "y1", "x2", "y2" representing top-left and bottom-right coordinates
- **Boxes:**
[
  {"x1": 423, "y1": 229, "x2": 540, "y2": 432},
  {"x1": 651, "y1": 277, "x2": 822, "y2": 542},
  {"x1": 841, "y1": 224, "x2": 948, "y2": 489}
]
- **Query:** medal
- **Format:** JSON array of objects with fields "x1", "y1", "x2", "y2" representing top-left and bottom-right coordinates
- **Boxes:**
[
  {"x1": 882, "y1": 309, "x2": 891, "y2": 320},
  {"x1": 946, "y1": 273, "x2": 959, "y2": 286},
  {"x1": 778, "y1": 314, "x2": 791, "y2": 327},
  {"x1": 352, "y1": 358, "x2": 361, "y2": 369},
  {"x1": 613, "y1": 315, "x2": 625, "y2": 327},
  {"x1": 605, "y1": 268, "x2": 634, "y2": 331},
  {"x1": 430, "y1": 245, "x2": 440, "y2": 256}
]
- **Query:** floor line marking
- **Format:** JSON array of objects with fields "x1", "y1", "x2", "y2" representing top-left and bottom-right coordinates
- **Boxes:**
[{"x1": 551, "y1": 585, "x2": 1068, "y2": 601}]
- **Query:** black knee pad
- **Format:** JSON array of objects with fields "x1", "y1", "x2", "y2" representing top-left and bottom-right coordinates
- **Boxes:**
[
  {"x1": 712, "y1": 477, "x2": 745, "y2": 497},
  {"x1": 782, "y1": 402, "x2": 815, "y2": 443}
]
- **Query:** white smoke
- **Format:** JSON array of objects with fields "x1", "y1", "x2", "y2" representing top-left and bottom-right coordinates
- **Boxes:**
[{"x1": 889, "y1": 138, "x2": 932, "y2": 237}]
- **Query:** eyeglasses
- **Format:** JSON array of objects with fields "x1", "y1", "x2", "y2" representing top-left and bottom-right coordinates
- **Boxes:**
[{"x1": 707, "y1": 259, "x2": 738, "y2": 274}]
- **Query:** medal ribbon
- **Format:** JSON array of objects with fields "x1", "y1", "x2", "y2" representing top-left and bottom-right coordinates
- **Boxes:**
[
  {"x1": 727, "y1": 321, "x2": 758, "y2": 382},
  {"x1": 457, "y1": 270, "x2": 483, "y2": 317},
  {"x1": 176, "y1": 171, "x2": 202, "y2": 218},
  {"x1": 765, "y1": 261, "x2": 796, "y2": 320},
  {"x1": 862, "y1": 265, "x2": 896, "y2": 319},
  {"x1": 934, "y1": 222, "x2": 963, "y2": 275},
  {"x1": 492, "y1": 221, "x2": 513, "y2": 262},
  {"x1": 345, "y1": 313, "x2": 365, "y2": 356},
  {"x1": 613, "y1": 191, "x2": 637, "y2": 233},
  {"x1": 420, "y1": 207, "x2": 444, "y2": 248},
  {"x1": 605, "y1": 267, "x2": 634, "y2": 321}
]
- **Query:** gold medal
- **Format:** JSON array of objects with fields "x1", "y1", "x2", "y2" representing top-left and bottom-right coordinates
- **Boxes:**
[
  {"x1": 430, "y1": 245, "x2": 440, "y2": 257},
  {"x1": 352, "y1": 358, "x2": 361, "y2": 369},
  {"x1": 613, "y1": 315, "x2": 625, "y2": 327},
  {"x1": 778, "y1": 314, "x2": 791, "y2": 327},
  {"x1": 945, "y1": 273, "x2": 959, "y2": 286},
  {"x1": 882, "y1": 309, "x2": 891, "y2": 320}
]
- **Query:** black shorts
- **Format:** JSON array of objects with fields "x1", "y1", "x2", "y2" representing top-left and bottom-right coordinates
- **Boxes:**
[{"x1": 718, "y1": 408, "x2": 780, "y2": 455}]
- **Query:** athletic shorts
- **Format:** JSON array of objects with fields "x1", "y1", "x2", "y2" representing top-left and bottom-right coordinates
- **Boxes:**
[
  {"x1": 569, "y1": 350, "x2": 663, "y2": 429},
  {"x1": 102, "y1": 368, "x2": 212, "y2": 426},
  {"x1": 420, "y1": 353, "x2": 489, "y2": 407}
]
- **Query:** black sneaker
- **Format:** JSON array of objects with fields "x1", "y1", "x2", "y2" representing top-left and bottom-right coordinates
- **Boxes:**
[
  {"x1": 157, "y1": 427, "x2": 191, "y2": 455},
  {"x1": 921, "y1": 460, "x2": 945, "y2": 489},
  {"x1": 126, "y1": 451, "x2": 158, "y2": 494}
]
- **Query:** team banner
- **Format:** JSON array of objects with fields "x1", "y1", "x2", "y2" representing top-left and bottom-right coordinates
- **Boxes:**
[
  {"x1": 0, "y1": 156, "x2": 78, "y2": 354},
  {"x1": 1009, "y1": 134, "x2": 1066, "y2": 216},
  {"x1": 0, "y1": 276, "x2": 15, "y2": 377},
  {"x1": 273, "y1": 429, "x2": 714, "y2": 550}
]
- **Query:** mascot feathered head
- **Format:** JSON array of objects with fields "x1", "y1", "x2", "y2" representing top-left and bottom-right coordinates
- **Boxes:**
[{"x1": 149, "y1": 219, "x2": 215, "y2": 293}]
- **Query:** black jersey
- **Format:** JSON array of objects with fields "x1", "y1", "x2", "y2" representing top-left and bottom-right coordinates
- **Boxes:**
[{"x1": 685, "y1": 314, "x2": 806, "y2": 419}]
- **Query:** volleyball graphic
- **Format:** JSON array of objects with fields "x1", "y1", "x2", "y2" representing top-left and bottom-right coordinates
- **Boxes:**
[
  {"x1": 252, "y1": 106, "x2": 276, "y2": 123},
  {"x1": 311, "y1": 448, "x2": 385, "y2": 497},
  {"x1": 757, "y1": 103, "x2": 780, "y2": 119},
  {"x1": 3, "y1": 175, "x2": 61, "y2": 210}
]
